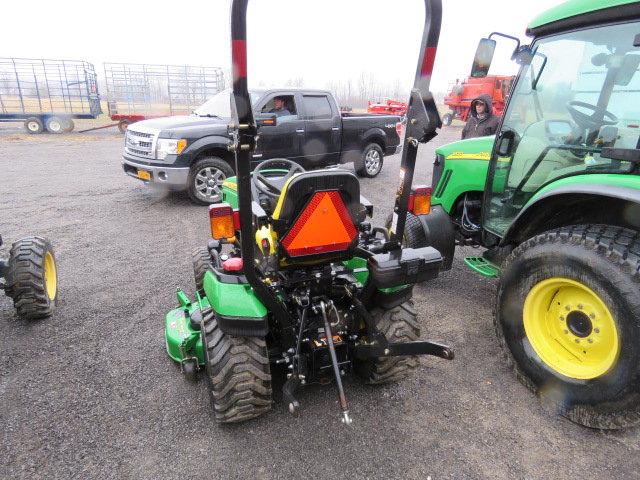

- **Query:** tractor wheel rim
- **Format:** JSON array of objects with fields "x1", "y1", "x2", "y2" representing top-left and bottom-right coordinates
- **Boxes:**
[
  {"x1": 523, "y1": 277, "x2": 619, "y2": 380},
  {"x1": 27, "y1": 121, "x2": 39, "y2": 132},
  {"x1": 195, "y1": 167, "x2": 226, "y2": 202},
  {"x1": 365, "y1": 150, "x2": 381, "y2": 174},
  {"x1": 44, "y1": 252, "x2": 57, "y2": 300}
]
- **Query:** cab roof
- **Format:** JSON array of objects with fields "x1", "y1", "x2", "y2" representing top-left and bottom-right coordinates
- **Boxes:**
[{"x1": 527, "y1": 0, "x2": 640, "y2": 37}]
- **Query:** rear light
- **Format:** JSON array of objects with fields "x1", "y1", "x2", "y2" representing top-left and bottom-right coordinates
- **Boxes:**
[
  {"x1": 209, "y1": 203, "x2": 235, "y2": 240},
  {"x1": 232, "y1": 209, "x2": 241, "y2": 230},
  {"x1": 409, "y1": 186, "x2": 432, "y2": 215}
]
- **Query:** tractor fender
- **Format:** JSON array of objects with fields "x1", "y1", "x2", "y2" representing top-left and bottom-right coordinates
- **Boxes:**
[
  {"x1": 416, "y1": 205, "x2": 456, "y2": 271},
  {"x1": 501, "y1": 183, "x2": 640, "y2": 246},
  {"x1": 202, "y1": 269, "x2": 268, "y2": 337}
]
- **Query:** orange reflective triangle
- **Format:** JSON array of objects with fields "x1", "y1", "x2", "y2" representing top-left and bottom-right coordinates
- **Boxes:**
[{"x1": 283, "y1": 191, "x2": 357, "y2": 257}]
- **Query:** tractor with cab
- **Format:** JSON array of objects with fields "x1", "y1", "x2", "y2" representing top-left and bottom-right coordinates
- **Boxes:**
[{"x1": 407, "y1": 0, "x2": 640, "y2": 429}]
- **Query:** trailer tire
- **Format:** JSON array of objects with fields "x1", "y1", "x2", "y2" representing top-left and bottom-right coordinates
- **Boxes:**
[
  {"x1": 355, "y1": 300, "x2": 420, "y2": 384},
  {"x1": 24, "y1": 117, "x2": 44, "y2": 134},
  {"x1": 62, "y1": 119, "x2": 75, "y2": 133},
  {"x1": 45, "y1": 117, "x2": 64, "y2": 134},
  {"x1": 201, "y1": 308, "x2": 272, "y2": 423},
  {"x1": 118, "y1": 120, "x2": 131, "y2": 134},
  {"x1": 188, "y1": 157, "x2": 234, "y2": 205},
  {"x1": 496, "y1": 225, "x2": 640, "y2": 429},
  {"x1": 355, "y1": 143, "x2": 384, "y2": 178},
  {"x1": 5, "y1": 236, "x2": 57, "y2": 320},
  {"x1": 442, "y1": 113, "x2": 453, "y2": 126}
]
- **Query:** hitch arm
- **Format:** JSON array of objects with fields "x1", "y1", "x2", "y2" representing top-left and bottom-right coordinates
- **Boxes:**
[{"x1": 353, "y1": 340, "x2": 454, "y2": 361}]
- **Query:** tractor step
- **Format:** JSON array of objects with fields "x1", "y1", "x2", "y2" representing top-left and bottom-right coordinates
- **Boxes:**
[{"x1": 464, "y1": 256, "x2": 500, "y2": 278}]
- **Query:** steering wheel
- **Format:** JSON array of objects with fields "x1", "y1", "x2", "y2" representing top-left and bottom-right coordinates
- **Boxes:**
[
  {"x1": 566, "y1": 101, "x2": 618, "y2": 131},
  {"x1": 252, "y1": 158, "x2": 305, "y2": 199}
]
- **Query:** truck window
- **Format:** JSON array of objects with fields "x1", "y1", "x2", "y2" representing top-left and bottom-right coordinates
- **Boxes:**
[
  {"x1": 302, "y1": 95, "x2": 332, "y2": 120},
  {"x1": 260, "y1": 95, "x2": 297, "y2": 117}
]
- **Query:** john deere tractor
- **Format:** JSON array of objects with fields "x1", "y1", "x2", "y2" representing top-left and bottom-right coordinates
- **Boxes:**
[
  {"x1": 163, "y1": 0, "x2": 454, "y2": 424},
  {"x1": 408, "y1": 0, "x2": 640, "y2": 428},
  {"x1": 0, "y1": 235, "x2": 58, "y2": 320}
]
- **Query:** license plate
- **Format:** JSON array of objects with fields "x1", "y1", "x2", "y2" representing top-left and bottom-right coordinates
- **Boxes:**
[{"x1": 137, "y1": 169, "x2": 151, "y2": 181}]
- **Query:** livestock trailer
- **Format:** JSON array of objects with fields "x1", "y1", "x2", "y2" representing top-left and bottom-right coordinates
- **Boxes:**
[
  {"x1": 0, "y1": 57, "x2": 101, "y2": 133},
  {"x1": 103, "y1": 63, "x2": 225, "y2": 132}
]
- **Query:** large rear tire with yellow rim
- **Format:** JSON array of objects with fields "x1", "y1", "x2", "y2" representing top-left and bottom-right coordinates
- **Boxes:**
[
  {"x1": 496, "y1": 225, "x2": 640, "y2": 429},
  {"x1": 5, "y1": 236, "x2": 58, "y2": 320}
]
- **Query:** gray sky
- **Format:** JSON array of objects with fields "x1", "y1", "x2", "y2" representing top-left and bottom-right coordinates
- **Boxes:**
[{"x1": 2, "y1": 0, "x2": 563, "y2": 94}]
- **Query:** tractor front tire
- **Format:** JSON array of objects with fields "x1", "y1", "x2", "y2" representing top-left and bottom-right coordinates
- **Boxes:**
[
  {"x1": 355, "y1": 300, "x2": 420, "y2": 384},
  {"x1": 496, "y1": 225, "x2": 640, "y2": 429},
  {"x1": 5, "y1": 237, "x2": 58, "y2": 320},
  {"x1": 201, "y1": 309, "x2": 272, "y2": 423}
]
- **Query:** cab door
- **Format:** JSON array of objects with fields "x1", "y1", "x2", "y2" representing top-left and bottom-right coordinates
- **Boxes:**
[{"x1": 301, "y1": 93, "x2": 341, "y2": 167}]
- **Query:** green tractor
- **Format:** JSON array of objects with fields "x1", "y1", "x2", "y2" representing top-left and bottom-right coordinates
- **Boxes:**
[
  {"x1": 409, "y1": 0, "x2": 640, "y2": 428},
  {"x1": 164, "y1": 0, "x2": 454, "y2": 424},
  {"x1": 0, "y1": 235, "x2": 58, "y2": 320}
]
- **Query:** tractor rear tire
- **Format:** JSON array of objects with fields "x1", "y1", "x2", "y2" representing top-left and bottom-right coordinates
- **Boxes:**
[
  {"x1": 201, "y1": 309, "x2": 272, "y2": 423},
  {"x1": 193, "y1": 247, "x2": 214, "y2": 296},
  {"x1": 385, "y1": 212, "x2": 427, "y2": 248},
  {"x1": 496, "y1": 225, "x2": 640, "y2": 429},
  {"x1": 5, "y1": 237, "x2": 57, "y2": 320},
  {"x1": 355, "y1": 300, "x2": 420, "y2": 384}
]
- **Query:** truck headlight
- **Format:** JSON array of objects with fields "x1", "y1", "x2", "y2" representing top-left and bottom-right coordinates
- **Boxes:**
[{"x1": 156, "y1": 138, "x2": 187, "y2": 159}]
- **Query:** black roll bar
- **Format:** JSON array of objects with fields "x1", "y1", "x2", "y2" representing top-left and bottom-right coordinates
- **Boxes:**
[{"x1": 229, "y1": 0, "x2": 443, "y2": 346}]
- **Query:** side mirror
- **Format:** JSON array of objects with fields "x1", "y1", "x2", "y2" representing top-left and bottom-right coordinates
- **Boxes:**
[
  {"x1": 471, "y1": 38, "x2": 496, "y2": 78},
  {"x1": 256, "y1": 113, "x2": 277, "y2": 128}
]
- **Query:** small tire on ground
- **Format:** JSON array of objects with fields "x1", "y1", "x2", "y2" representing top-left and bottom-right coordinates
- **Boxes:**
[
  {"x1": 442, "y1": 113, "x2": 453, "y2": 126},
  {"x1": 355, "y1": 143, "x2": 384, "y2": 178},
  {"x1": 193, "y1": 247, "x2": 214, "y2": 296},
  {"x1": 45, "y1": 116, "x2": 64, "y2": 134},
  {"x1": 496, "y1": 224, "x2": 640, "y2": 429},
  {"x1": 201, "y1": 309, "x2": 272, "y2": 423},
  {"x1": 24, "y1": 117, "x2": 44, "y2": 134},
  {"x1": 355, "y1": 300, "x2": 420, "y2": 384},
  {"x1": 118, "y1": 120, "x2": 131, "y2": 134},
  {"x1": 384, "y1": 212, "x2": 427, "y2": 248},
  {"x1": 187, "y1": 156, "x2": 235, "y2": 205},
  {"x1": 5, "y1": 236, "x2": 57, "y2": 320}
]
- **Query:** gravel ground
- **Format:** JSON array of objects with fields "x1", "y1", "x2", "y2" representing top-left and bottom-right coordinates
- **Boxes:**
[{"x1": 0, "y1": 124, "x2": 638, "y2": 480}]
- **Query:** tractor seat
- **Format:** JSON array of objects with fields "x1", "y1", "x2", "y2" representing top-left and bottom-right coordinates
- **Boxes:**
[{"x1": 271, "y1": 169, "x2": 364, "y2": 264}]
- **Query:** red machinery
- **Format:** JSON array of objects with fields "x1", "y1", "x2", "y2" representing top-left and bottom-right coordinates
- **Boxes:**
[
  {"x1": 367, "y1": 98, "x2": 408, "y2": 117},
  {"x1": 442, "y1": 75, "x2": 513, "y2": 126}
]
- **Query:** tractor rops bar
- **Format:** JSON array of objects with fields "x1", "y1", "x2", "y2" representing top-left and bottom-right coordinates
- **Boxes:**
[{"x1": 228, "y1": 0, "x2": 443, "y2": 341}]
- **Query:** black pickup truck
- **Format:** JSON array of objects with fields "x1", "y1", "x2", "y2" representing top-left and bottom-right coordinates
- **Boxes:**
[{"x1": 122, "y1": 88, "x2": 402, "y2": 204}]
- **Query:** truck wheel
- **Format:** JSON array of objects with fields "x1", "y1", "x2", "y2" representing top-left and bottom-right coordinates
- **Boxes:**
[
  {"x1": 45, "y1": 117, "x2": 64, "y2": 134},
  {"x1": 118, "y1": 120, "x2": 131, "y2": 134},
  {"x1": 442, "y1": 113, "x2": 453, "y2": 126},
  {"x1": 193, "y1": 247, "x2": 220, "y2": 296},
  {"x1": 188, "y1": 157, "x2": 234, "y2": 205},
  {"x1": 496, "y1": 225, "x2": 640, "y2": 429},
  {"x1": 355, "y1": 143, "x2": 384, "y2": 178},
  {"x1": 5, "y1": 237, "x2": 57, "y2": 320},
  {"x1": 201, "y1": 309, "x2": 272, "y2": 423},
  {"x1": 355, "y1": 300, "x2": 420, "y2": 384},
  {"x1": 24, "y1": 117, "x2": 44, "y2": 134},
  {"x1": 385, "y1": 212, "x2": 427, "y2": 248}
]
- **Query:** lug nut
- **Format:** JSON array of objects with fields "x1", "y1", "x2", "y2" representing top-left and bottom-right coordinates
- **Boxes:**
[
  {"x1": 590, "y1": 313, "x2": 596, "y2": 319},
  {"x1": 594, "y1": 328, "x2": 600, "y2": 334},
  {"x1": 588, "y1": 339, "x2": 593, "y2": 343},
  {"x1": 577, "y1": 304, "x2": 584, "y2": 310}
]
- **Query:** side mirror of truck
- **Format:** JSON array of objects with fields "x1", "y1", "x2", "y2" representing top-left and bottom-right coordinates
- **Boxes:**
[
  {"x1": 471, "y1": 38, "x2": 496, "y2": 78},
  {"x1": 255, "y1": 113, "x2": 277, "y2": 128}
]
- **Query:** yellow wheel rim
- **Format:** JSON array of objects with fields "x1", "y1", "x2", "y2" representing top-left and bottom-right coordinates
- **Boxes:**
[
  {"x1": 523, "y1": 277, "x2": 619, "y2": 380},
  {"x1": 44, "y1": 251, "x2": 57, "y2": 301}
]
